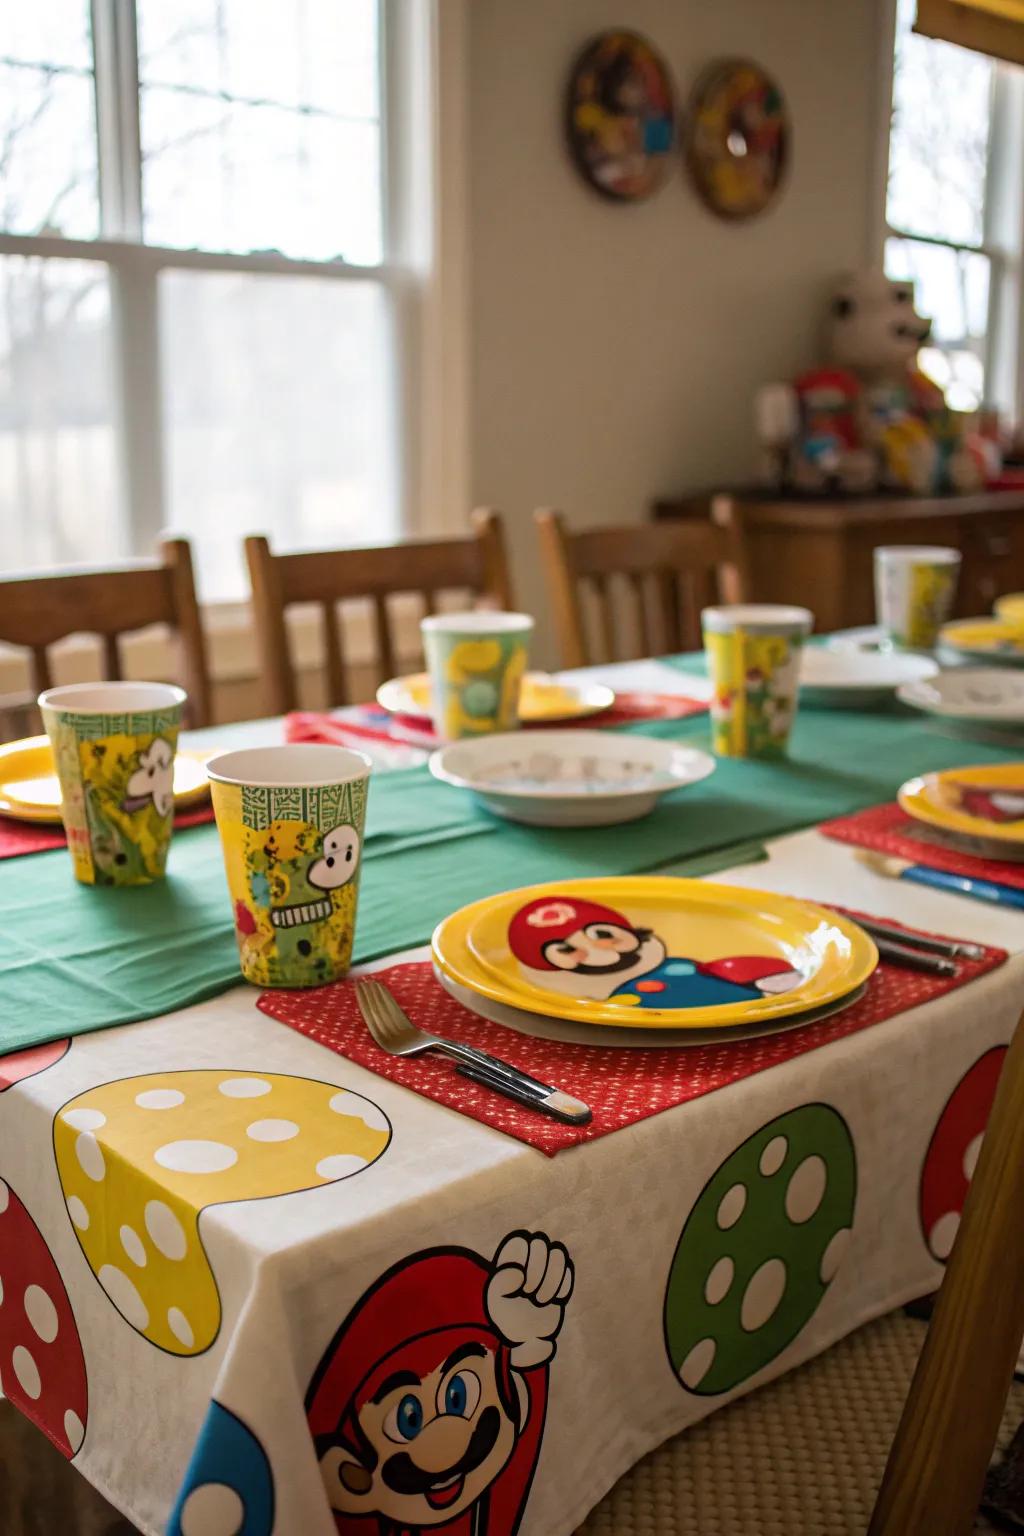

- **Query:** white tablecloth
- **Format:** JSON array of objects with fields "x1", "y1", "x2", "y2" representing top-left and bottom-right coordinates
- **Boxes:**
[{"x1": 2, "y1": 660, "x2": 1022, "y2": 1536}]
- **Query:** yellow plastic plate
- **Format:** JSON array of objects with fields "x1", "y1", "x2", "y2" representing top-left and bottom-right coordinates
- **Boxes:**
[
  {"x1": 898, "y1": 763, "x2": 1024, "y2": 846},
  {"x1": 432, "y1": 876, "x2": 877, "y2": 1031},
  {"x1": 377, "y1": 671, "x2": 614, "y2": 724},
  {"x1": 0, "y1": 735, "x2": 210, "y2": 825},
  {"x1": 995, "y1": 593, "x2": 1024, "y2": 624},
  {"x1": 938, "y1": 618, "x2": 1024, "y2": 663}
]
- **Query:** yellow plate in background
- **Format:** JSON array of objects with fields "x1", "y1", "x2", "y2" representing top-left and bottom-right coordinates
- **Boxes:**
[
  {"x1": 995, "y1": 593, "x2": 1024, "y2": 624},
  {"x1": 0, "y1": 735, "x2": 211, "y2": 824},
  {"x1": 432, "y1": 876, "x2": 877, "y2": 1031},
  {"x1": 377, "y1": 671, "x2": 614, "y2": 724},
  {"x1": 898, "y1": 763, "x2": 1024, "y2": 846},
  {"x1": 938, "y1": 618, "x2": 1024, "y2": 662}
]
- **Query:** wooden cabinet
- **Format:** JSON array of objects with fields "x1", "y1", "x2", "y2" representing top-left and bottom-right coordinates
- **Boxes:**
[{"x1": 652, "y1": 491, "x2": 1024, "y2": 632}]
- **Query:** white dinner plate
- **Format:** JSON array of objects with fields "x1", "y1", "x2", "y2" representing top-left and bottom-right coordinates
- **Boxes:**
[
  {"x1": 800, "y1": 647, "x2": 937, "y2": 708},
  {"x1": 437, "y1": 969, "x2": 868, "y2": 1049},
  {"x1": 897, "y1": 668, "x2": 1024, "y2": 727},
  {"x1": 428, "y1": 730, "x2": 715, "y2": 827}
]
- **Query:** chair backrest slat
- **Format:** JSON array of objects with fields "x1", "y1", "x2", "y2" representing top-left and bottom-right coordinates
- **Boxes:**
[
  {"x1": 322, "y1": 602, "x2": 346, "y2": 706},
  {"x1": 535, "y1": 502, "x2": 748, "y2": 667},
  {"x1": 0, "y1": 540, "x2": 211, "y2": 728},
  {"x1": 245, "y1": 510, "x2": 513, "y2": 714}
]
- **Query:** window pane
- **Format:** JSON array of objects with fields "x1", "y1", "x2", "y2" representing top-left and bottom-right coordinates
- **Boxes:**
[
  {"x1": 0, "y1": 257, "x2": 124, "y2": 569},
  {"x1": 0, "y1": 0, "x2": 99, "y2": 238},
  {"x1": 158, "y1": 269, "x2": 397, "y2": 601},
  {"x1": 137, "y1": 0, "x2": 382, "y2": 264},
  {"x1": 887, "y1": 0, "x2": 993, "y2": 247},
  {"x1": 885, "y1": 236, "x2": 990, "y2": 409}
]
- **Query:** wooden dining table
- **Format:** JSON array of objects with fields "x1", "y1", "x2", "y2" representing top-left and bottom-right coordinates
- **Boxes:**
[{"x1": 1, "y1": 654, "x2": 1023, "y2": 1536}]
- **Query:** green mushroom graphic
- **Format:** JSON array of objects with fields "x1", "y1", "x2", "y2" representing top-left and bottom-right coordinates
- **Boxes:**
[{"x1": 663, "y1": 1103, "x2": 856, "y2": 1396}]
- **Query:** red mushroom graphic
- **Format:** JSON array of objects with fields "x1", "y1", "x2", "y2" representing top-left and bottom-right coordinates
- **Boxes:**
[
  {"x1": 0, "y1": 1178, "x2": 88, "y2": 1458},
  {"x1": 920, "y1": 1047, "x2": 1007, "y2": 1263},
  {"x1": 0, "y1": 1040, "x2": 69, "y2": 1093}
]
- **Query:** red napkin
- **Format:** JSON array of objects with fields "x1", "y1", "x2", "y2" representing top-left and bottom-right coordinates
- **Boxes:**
[
  {"x1": 258, "y1": 916, "x2": 1006, "y2": 1156},
  {"x1": 0, "y1": 803, "x2": 215, "y2": 863},
  {"x1": 821, "y1": 802, "x2": 1024, "y2": 890}
]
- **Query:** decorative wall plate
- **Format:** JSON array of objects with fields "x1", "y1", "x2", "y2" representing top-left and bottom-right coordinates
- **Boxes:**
[
  {"x1": 565, "y1": 30, "x2": 676, "y2": 201},
  {"x1": 685, "y1": 58, "x2": 789, "y2": 219}
]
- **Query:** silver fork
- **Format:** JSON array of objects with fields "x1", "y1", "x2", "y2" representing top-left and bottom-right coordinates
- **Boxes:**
[{"x1": 354, "y1": 977, "x2": 592, "y2": 1126}]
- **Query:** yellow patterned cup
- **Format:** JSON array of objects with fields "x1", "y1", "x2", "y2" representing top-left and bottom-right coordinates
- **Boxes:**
[
  {"x1": 874, "y1": 545, "x2": 960, "y2": 650},
  {"x1": 206, "y1": 744, "x2": 371, "y2": 988},
  {"x1": 702, "y1": 605, "x2": 813, "y2": 759},
  {"x1": 39, "y1": 681, "x2": 186, "y2": 886},
  {"x1": 421, "y1": 611, "x2": 534, "y2": 740}
]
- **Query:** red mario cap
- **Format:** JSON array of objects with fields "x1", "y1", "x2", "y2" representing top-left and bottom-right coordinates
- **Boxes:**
[{"x1": 507, "y1": 896, "x2": 631, "y2": 970}]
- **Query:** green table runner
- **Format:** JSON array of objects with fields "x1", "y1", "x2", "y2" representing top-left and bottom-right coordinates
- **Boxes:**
[{"x1": 3, "y1": 686, "x2": 1022, "y2": 1053}]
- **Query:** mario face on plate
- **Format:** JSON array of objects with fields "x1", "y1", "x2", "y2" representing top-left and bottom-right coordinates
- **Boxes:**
[
  {"x1": 307, "y1": 1231, "x2": 573, "y2": 1536},
  {"x1": 951, "y1": 783, "x2": 1024, "y2": 825},
  {"x1": 508, "y1": 896, "x2": 804, "y2": 1008}
]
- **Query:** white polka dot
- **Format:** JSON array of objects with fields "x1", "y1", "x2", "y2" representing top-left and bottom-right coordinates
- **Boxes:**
[
  {"x1": 929, "y1": 1210, "x2": 961, "y2": 1260},
  {"x1": 759, "y1": 1136, "x2": 788, "y2": 1177},
  {"x1": 12, "y1": 1345, "x2": 40, "y2": 1400},
  {"x1": 246, "y1": 1119, "x2": 298, "y2": 1143},
  {"x1": 218, "y1": 1078, "x2": 271, "y2": 1099},
  {"x1": 145, "y1": 1200, "x2": 188, "y2": 1261},
  {"x1": 704, "y1": 1255, "x2": 734, "y2": 1306},
  {"x1": 316, "y1": 1153, "x2": 369, "y2": 1180},
  {"x1": 329, "y1": 1091, "x2": 389, "y2": 1133},
  {"x1": 963, "y1": 1132, "x2": 984, "y2": 1181},
  {"x1": 64, "y1": 1409, "x2": 84, "y2": 1455},
  {"x1": 0, "y1": 1179, "x2": 9, "y2": 1213},
  {"x1": 717, "y1": 1183, "x2": 746, "y2": 1230},
  {"x1": 75, "y1": 1132, "x2": 105, "y2": 1183},
  {"x1": 154, "y1": 1140, "x2": 237, "y2": 1174},
  {"x1": 741, "y1": 1258, "x2": 788, "y2": 1332},
  {"x1": 179, "y1": 1482, "x2": 245, "y2": 1536},
  {"x1": 120, "y1": 1225, "x2": 147, "y2": 1268},
  {"x1": 820, "y1": 1227, "x2": 851, "y2": 1284},
  {"x1": 66, "y1": 1196, "x2": 89, "y2": 1231},
  {"x1": 785, "y1": 1156, "x2": 827, "y2": 1224},
  {"x1": 135, "y1": 1089, "x2": 185, "y2": 1110},
  {"x1": 97, "y1": 1265, "x2": 149, "y2": 1331},
  {"x1": 679, "y1": 1337, "x2": 716, "y2": 1389},
  {"x1": 63, "y1": 1108, "x2": 106, "y2": 1132},
  {"x1": 24, "y1": 1285, "x2": 58, "y2": 1343},
  {"x1": 167, "y1": 1307, "x2": 194, "y2": 1348}
]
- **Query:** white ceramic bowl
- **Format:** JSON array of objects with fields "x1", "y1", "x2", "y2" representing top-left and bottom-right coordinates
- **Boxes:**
[
  {"x1": 428, "y1": 729, "x2": 715, "y2": 827},
  {"x1": 799, "y1": 647, "x2": 938, "y2": 708},
  {"x1": 896, "y1": 668, "x2": 1024, "y2": 726}
]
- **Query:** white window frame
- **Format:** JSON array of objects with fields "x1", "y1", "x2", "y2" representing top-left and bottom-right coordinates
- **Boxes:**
[
  {"x1": 0, "y1": 0, "x2": 468, "y2": 578},
  {"x1": 873, "y1": 0, "x2": 1024, "y2": 420}
]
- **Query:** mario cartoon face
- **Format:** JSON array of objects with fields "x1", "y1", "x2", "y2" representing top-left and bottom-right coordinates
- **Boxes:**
[
  {"x1": 507, "y1": 896, "x2": 803, "y2": 1010},
  {"x1": 123, "y1": 737, "x2": 174, "y2": 818},
  {"x1": 952, "y1": 784, "x2": 1024, "y2": 825},
  {"x1": 307, "y1": 1231, "x2": 573, "y2": 1536}
]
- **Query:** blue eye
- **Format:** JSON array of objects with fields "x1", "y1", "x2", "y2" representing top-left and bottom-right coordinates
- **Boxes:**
[
  {"x1": 445, "y1": 1376, "x2": 467, "y2": 1415},
  {"x1": 396, "y1": 1395, "x2": 422, "y2": 1439},
  {"x1": 438, "y1": 1369, "x2": 481, "y2": 1419}
]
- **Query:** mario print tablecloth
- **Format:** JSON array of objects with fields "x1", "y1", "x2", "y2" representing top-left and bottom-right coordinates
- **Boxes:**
[{"x1": 1, "y1": 932, "x2": 1022, "y2": 1536}]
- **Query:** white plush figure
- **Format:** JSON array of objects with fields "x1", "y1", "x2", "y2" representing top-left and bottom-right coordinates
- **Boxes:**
[{"x1": 827, "y1": 269, "x2": 931, "y2": 377}]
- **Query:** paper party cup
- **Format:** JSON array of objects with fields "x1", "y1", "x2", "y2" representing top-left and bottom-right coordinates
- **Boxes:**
[
  {"x1": 874, "y1": 545, "x2": 960, "y2": 650},
  {"x1": 38, "y1": 681, "x2": 186, "y2": 886},
  {"x1": 702, "y1": 605, "x2": 813, "y2": 759},
  {"x1": 206, "y1": 744, "x2": 371, "y2": 988},
  {"x1": 421, "y1": 611, "x2": 534, "y2": 739}
]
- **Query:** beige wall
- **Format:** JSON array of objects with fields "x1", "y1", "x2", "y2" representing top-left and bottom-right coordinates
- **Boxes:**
[{"x1": 467, "y1": 0, "x2": 883, "y2": 662}]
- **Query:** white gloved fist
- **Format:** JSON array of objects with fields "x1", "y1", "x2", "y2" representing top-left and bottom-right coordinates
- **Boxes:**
[
  {"x1": 756, "y1": 968, "x2": 803, "y2": 996},
  {"x1": 485, "y1": 1230, "x2": 574, "y2": 1369}
]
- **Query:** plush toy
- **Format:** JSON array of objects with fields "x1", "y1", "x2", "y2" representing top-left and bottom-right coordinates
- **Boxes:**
[{"x1": 757, "y1": 270, "x2": 986, "y2": 495}]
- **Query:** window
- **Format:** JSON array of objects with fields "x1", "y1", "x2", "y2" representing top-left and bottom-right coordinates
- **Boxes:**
[
  {"x1": 883, "y1": 0, "x2": 1022, "y2": 413},
  {"x1": 0, "y1": 1, "x2": 413, "y2": 600}
]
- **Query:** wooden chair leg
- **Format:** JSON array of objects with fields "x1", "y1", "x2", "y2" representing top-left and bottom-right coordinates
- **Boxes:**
[{"x1": 869, "y1": 1004, "x2": 1024, "y2": 1535}]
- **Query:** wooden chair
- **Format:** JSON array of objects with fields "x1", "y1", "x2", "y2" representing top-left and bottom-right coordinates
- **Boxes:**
[
  {"x1": 245, "y1": 510, "x2": 514, "y2": 713},
  {"x1": 534, "y1": 497, "x2": 748, "y2": 668},
  {"x1": 579, "y1": 1003, "x2": 1024, "y2": 1536},
  {"x1": 0, "y1": 538, "x2": 211, "y2": 729}
]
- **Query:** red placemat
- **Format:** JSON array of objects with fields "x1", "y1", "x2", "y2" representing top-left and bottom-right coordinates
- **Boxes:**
[
  {"x1": 257, "y1": 917, "x2": 1006, "y2": 1156},
  {"x1": 0, "y1": 802, "x2": 215, "y2": 862},
  {"x1": 821, "y1": 802, "x2": 1024, "y2": 889},
  {"x1": 286, "y1": 692, "x2": 708, "y2": 751}
]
